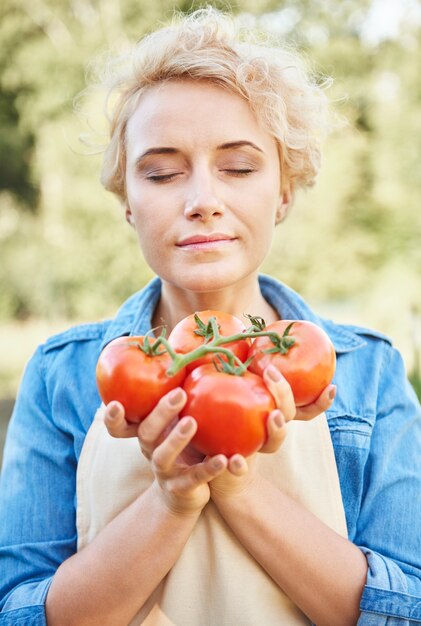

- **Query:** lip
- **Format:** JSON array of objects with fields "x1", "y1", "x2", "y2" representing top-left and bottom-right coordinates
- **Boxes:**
[{"x1": 176, "y1": 233, "x2": 237, "y2": 247}]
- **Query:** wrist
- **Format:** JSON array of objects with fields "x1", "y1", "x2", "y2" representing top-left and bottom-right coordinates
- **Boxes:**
[
  {"x1": 210, "y1": 470, "x2": 264, "y2": 506},
  {"x1": 149, "y1": 480, "x2": 208, "y2": 519}
]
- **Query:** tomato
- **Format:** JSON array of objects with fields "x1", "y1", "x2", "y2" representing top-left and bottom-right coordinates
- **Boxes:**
[
  {"x1": 180, "y1": 364, "x2": 275, "y2": 457},
  {"x1": 247, "y1": 320, "x2": 336, "y2": 407},
  {"x1": 96, "y1": 336, "x2": 186, "y2": 423},
  {"x1": 168, "y1": 310, "x2": 250, "y2": 372}
]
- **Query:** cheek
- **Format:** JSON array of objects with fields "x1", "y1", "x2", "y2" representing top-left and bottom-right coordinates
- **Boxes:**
[
  {"x1": 242, "y1": 193, "x2": 278, "y2": 238},
  {"x1": 135, "y1": 222, "x2": 168, "y2": 258},
  {"x1": 255, "y1": 206, "x2": 278, "y2": 251},
  {"x1": 126, "y1": 189, "x2": 166, "y2": 237},
  {"x1": 135, "y1": 229, "x2": 169, "y2": 275},
  {"x1": 127, "y1": 202, "x2": 169, "y2": 261}
]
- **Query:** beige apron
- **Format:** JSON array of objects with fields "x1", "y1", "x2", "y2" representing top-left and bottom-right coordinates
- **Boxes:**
[{"x1": 76, "y1": 406, "x2": 348, "y2": 626}]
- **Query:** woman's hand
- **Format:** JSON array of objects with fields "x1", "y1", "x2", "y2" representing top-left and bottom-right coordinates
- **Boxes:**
[
  {"x1": 210, "y1": 364, "x2": 337, "y2": 501},
  {"x1": 104, "y1": 365, "x2": 336, "y2": 508},
  {"x1": 104, "y1": 389, "x2": 229, "y2": 514},
  {"x1": 208, "y1": 406, "x2": 287, "y2": 501},
  {"x1": 264, "y1": 363, "x2": 337, "y2": 422},
  {"x1": 209, "y1": 364, "x2": 291, "y2": 501}
]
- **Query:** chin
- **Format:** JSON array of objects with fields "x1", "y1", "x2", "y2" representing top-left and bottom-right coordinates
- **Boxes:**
[{"x1": 164, "y1": 264, "x2": 247, "y2": 294}]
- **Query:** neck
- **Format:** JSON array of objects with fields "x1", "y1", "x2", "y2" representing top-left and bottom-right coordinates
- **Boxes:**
[{"x1": 153, "y1": 274, "x2": 280, "y2": 334}]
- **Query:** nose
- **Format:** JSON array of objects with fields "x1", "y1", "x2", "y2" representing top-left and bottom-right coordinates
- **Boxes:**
[{"x1": 183, "y1": 167, "x2": 225, "y2": 221}]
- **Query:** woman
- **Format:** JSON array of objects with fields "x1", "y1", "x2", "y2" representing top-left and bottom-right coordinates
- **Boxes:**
[{"x1": 1, "y1": 8, "x2": 420, "y2": 626}]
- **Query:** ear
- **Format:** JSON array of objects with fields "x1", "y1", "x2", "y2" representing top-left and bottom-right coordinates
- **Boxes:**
[
  {"x1": 275, "y1": 179, "x2": 294, "y2": 225},
  {"x1": 125, "y1": 205, "x2": 135, "y2": 228}
]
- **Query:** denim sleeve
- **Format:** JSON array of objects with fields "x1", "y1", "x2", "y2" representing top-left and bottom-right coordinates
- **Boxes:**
[
  {"x1": 356, "y1": 344, "x2": 421, "y2": 625},
  {"x1": 0, "y1": 346, "x2": 78, "y2": 624}
]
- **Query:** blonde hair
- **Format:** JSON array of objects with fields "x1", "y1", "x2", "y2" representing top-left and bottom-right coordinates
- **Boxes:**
[{"x1": 97, "y1": 7, "x2": 331, "y2": 202}]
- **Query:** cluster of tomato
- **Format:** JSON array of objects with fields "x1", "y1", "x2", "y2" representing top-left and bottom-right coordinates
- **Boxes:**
[{"x1": 96, "y1": 311, "x2": 336, "y2": 457}]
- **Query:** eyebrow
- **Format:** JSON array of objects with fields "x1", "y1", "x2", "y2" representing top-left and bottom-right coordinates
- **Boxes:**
[
  {"x1": 217, "y1": 141, "x2": 264, "y2": 153},
  {"x1": 135, "y1": 141, "x2": 264, "y2": 165}
]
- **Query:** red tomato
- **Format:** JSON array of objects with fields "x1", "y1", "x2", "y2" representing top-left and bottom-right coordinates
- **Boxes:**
[
  {"x1": 168, "y1": 310, "x2": 250, "y2": 372},
  {"x1": 96, "y1": 336, "x2": 186, "y2": 423},
  {"x1": 247, "y1": 320, "x2": 336, "y2": 407},
  {"x1": 180, "y1": 364, "x2": 275, "y2": 457}
]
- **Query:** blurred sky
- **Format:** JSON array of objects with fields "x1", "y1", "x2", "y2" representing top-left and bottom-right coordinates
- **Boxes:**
[{"x1": 362, "y1": 0, "x2": 421, "y2": 44}]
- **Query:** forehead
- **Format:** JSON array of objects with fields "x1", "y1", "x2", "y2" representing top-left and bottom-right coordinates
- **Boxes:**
[{"x1": 125, "y1": 80, "x2": 276, "y2": 154}]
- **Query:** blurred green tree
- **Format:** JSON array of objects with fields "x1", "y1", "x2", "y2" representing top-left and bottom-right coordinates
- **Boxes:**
[{"x1": 0, "y1": 0, "x2": 420, "y2": 339}]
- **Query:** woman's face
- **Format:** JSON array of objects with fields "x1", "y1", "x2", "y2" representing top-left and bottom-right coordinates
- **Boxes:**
[{"x1": 124, "y1": 79, "x2": 285, "y2": 294}]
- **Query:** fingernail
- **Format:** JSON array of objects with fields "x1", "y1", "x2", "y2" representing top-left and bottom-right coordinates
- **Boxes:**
[
  {"x1": 169, "y1": 388, "x2": 183, "y2": 406},
  {"x1": 266, "y1": 365, "x2": 281, "y2": 382},
  {"x1": 232, "y1": 457, "x2": 245, "y2": 470},
  {"x1": 179, "y1": 417, "x2": 194, "y2": 434},
  {"x1": 273, "y1": 410, "x2": 285, "y2": 428},
  {"x1": 211, "y1": 457, "x2": 225, "y2": 470},
  {"x1": 329, "y1": 386, "x2": 337, "y2": 401},
  {"x1": 108, "y1": 403, "x2": 119, "y2": 419}
]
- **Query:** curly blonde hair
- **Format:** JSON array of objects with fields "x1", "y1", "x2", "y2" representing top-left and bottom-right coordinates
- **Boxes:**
[{"x1": 98, "y1": 7, "x2": 330, "y2": 202}]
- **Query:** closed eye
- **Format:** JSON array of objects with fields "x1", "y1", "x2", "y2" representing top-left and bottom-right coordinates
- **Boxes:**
[
  {"x1": 146, "y1": 173, "x2": 181, "y2": 183},
  {"x1": 222, "y1": 168, "x2": 255, "y2": 177}
]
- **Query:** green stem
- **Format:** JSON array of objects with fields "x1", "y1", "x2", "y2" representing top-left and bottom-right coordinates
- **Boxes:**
[
  {"x1": 166, "y1": 345, "x2": 241, "y2": 376},
  {"x1": 152, "y1": 335, "x2": 179, "y2": 360},
  {"x1": 208, "y1": 316, "x2": 221, "y2": 342},
  {"x1": 161, "y1": 328, "x2": 285, "y2": 377}
]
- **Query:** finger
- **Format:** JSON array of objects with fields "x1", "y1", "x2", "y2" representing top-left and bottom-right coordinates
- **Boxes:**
[
  {"x1": 151, "y1": 416, "x2": 198, "y2": 476},
  {"x1": 138, "y1": 387, "x2": 187, "y2": 451},
  {"x1": 227, "y1": 454, "x2": 248, "y2": 476},
  {"x1": 295, "y1": 384, "x2": 337, "y2": 421},
  {"x1": 263, "y1": 365, "x2": 296, "y2": 422},
  {"x1": 171, "y1": 455, "x2": 229, "y2": 492},
  {"x1": 104, "y1": 401, "x2": 139, "y2": 438},
  {"x1": 259, "y1": 409, "x2": 287, "y2": 453}
]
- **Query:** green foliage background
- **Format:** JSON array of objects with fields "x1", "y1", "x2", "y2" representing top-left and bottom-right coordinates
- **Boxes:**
[{"x1": 1, "y1": 0, "x2": 421, "y2": 398}]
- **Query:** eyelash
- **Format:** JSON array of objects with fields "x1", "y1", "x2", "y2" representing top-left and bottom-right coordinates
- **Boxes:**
[
  {"x1": 146, "y1": 169, "x2": 255, "y2": 183},
  {"x1": 224, "y1": 168, "x2": 254, "y2": 177},
  {"x1": 147, "y1": 174, "x2": 178, "y2": 182}
]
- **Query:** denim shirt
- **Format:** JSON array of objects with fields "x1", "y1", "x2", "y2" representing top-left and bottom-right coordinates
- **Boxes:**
[{"x1": 1, "y1": 275, "x2": 421, "y2": 625}]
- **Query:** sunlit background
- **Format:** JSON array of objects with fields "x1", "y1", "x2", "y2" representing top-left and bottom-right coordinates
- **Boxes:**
[{"x1": 1, "y1": 0, "x2": 421, "y2": 459}]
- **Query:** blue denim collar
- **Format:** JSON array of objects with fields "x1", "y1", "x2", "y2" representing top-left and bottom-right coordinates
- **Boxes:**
[{"x1": 100, "y1": 274, "x2": 366, "y2": 354}]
